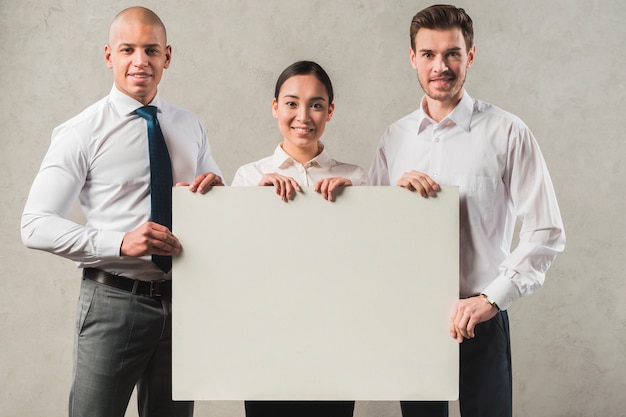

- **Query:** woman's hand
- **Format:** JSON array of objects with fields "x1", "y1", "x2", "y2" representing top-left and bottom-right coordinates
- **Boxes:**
[
  {"x1": 259, "y1": 173, "x2": 301, "y2": 202},
  {"x1": 314, "y1": 177, "x2": 352, "y2": 201}
]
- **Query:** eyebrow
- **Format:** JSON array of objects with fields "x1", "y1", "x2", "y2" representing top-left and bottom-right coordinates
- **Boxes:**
[
  {"x1": 282, "y1": 94, "x2": 327, "y2": 102},
  {"x1": 118, "y1": 43, "x2": 162, "y2": 49},
  {"x1": 419, "y1": 46, "x2": 462, "y2": 53}
]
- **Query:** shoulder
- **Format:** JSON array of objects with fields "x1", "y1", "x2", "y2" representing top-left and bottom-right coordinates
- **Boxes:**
[
  {"x1": 51, "y1": 96, "x2": 112, "y2": 143},
  {"x1": 380, "y1": 109, "x2": 422, "y2": 142},
  {"x1": 159, "y1": 99, "x2": 202, "y2": 124},
  {"x1": 237, "y1": 154, "x2": 275, "y2": 172},
  {"x1": 232, "y1": 155, "x2": 276, "y2": 186},
  {"x1": 388, "y1": 108, "x2": 422, "y2": 130},
  {"x1": 327, "y1": 158, "x2": 367, "y2": 184},
  {"x1": 472, "y1": 97, "x2": 528, "y2": 129}
]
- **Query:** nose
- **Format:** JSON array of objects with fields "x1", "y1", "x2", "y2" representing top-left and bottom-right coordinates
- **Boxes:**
[
  {"x1": 433, "y1": 55, "x2": 448, "y2": 73},
  {"x1": 296, "y1": 105, "x2": 310, "y2": 122},
  {"x1": 132, "y1": 50, "x2": 149, "y2": 68}
]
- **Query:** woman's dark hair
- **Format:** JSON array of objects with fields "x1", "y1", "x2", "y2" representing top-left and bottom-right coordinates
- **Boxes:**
[{"x1": 274, "y1": 60, "x2": 334, "y2": 104}]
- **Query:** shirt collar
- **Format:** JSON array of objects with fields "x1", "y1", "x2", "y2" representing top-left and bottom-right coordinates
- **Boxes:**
[
  {"x1": 417, "y1": 90, "x2": 474, "y2": 133},
  {"x1": 271, "y1": 143, "x2": 330, "y2": 169},
  {"x1": 109, "y1": 85, "x2": 163, "y2": 117}
]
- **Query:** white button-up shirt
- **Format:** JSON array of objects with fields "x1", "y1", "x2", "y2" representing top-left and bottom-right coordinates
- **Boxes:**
[
  {"x1": 232, "y1": 144, "x2": 367, "y2": 187},
  {"x1": 21, "y1": 86, "x2": 222, "y2": 280},
  {"x1": 368, "y1": 91, "x2": 565, "y2": 310}
]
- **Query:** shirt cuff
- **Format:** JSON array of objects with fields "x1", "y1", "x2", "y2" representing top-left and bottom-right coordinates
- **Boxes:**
[
  {"x1": 482, "y1": 270, "x2": 521, "y2": 311},
  {"x1": 97, "y1": 230, "x2": 126, "y2": 257}
]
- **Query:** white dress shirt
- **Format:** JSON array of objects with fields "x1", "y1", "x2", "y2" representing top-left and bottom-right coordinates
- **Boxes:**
[
  {"x1": 368, "y1": 91, "x2": 565, "y2": 310},
  {"x1": 231, "y1": 144, "x2": 367, "y2": 186},
  {"x1": 21, "y1": 86, "x2": 222, "y2": 281}
]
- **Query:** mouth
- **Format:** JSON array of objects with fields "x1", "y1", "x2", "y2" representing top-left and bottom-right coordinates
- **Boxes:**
[
  {"x1": 430, "y1": 76, "x2": 455, "y2": 87},
  {"x1": 128, "y1": 73, "x2": 153, "y2": 81},
  {"x1": 292, "y1": 126, "x2": 314, "y2": 135}
]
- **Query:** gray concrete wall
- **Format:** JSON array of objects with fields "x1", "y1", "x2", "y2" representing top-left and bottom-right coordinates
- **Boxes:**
[{"x1": 1, "y1": 0, "x2": 624, "y2": 416}]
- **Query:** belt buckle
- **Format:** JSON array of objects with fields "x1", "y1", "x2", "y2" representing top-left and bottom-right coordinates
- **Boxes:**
[{"x1": 149, "y1": 279, "x2": 168, "y2": 298}]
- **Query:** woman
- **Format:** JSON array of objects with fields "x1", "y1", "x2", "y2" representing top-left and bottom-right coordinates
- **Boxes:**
[
  {"x1": 232, "y1": 61, "x2": 364, "y2": 417},
  {"x1": 232, "y1": 60, "x2": 366, "y2": 200}
]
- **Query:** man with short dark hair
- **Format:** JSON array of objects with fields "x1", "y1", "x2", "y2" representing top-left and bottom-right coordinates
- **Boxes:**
[{"x1": 368, "y1": 5, "x2": 565, "y2": 417}]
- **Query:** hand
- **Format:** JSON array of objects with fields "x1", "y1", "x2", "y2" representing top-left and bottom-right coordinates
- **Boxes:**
[
  {"x1": 259, "y1": 173, "x2": 301, "y2": 202},
  {"x1": 449, "y1": 296, "x2": 499, "y2": 343},
  {"x1": 176, "y1": 172, "x2": 224, "y2": 194},
  {"x1": 120, "y1": 222, "x2": 181, "y2": 257},
  {"x1": 397, "y1": 170, "x2": 440, "y2": 198},
  {"x1": 314, "y1": 177, "x2": 352, "y2": 201}
]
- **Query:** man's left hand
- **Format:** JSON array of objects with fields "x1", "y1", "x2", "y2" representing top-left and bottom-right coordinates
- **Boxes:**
[
  {"x1": 449, "y1": 295, "x2": 499, "y2": 343},
  {"x1": 176, "y1": 172, "x2": 224, "y2": 194}
]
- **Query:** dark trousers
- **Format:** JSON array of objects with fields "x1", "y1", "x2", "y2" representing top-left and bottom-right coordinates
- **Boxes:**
[
  {"x1": 245, "y1": 401, "x2": 355, "y2": 417},
  {"x1": 401, "y1": 311, "x2": 512, "y2": 417}
]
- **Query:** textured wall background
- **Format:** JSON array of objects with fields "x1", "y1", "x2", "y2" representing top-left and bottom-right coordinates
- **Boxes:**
[{"x1": 1, "y1": 1, "x2": 625, "y2": 416}]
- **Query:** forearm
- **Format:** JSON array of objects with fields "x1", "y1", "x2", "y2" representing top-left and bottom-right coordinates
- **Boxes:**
[{"x1": 21, "y1": 211, "x2": 124, "y2": 261}]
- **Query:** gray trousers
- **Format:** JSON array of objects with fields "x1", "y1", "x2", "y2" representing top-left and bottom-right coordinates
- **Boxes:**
[{"x1": 69, "y1": 277, "x2": 193, "y2": 417}]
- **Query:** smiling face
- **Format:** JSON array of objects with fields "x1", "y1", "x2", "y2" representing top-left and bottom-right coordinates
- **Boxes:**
[
  {"x1": 410, "y1": 27, "x2": 475, "y2": 109},
  {"x1": 272, "y1": 74, "x2": 334, "y2": 159},
  {"x1": 104, "y1": 9, "x2": 171, "y2": 105}
]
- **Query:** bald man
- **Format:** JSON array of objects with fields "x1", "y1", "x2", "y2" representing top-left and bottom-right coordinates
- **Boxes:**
[{"x1": 21, "y1": 7, "x2": 222, "y2": 416}]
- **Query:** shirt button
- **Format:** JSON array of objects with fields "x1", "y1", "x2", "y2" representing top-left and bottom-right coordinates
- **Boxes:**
[
  {"x1": 434, "y1": 137, "x2": 441, "y2": 142},
  {"x1": 432, "y1": 172, "x2": 439, "y2": 178}
]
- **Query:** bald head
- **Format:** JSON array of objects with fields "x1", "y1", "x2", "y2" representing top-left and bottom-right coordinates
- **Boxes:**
[
  {"x1": 104, "y1": 6, "x2": 171, "y2": 105},
  {"x1": 109, "y1": 6, "x2": 167, "y2": 45}
]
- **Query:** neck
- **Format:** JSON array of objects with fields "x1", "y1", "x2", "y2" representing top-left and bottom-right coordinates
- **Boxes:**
[
  {"x1": 281, "y1": 142, "x2": 322, "y2": 165},
  {"x1": 423, "y1": 95, "x2": 462, "y2": 123}
]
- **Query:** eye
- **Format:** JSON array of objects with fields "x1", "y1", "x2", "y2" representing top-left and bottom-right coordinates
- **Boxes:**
[
  {"x1": 285, "y1": 101, "x2": 297, "y2": 108},
  {"x1": 422, "y1": 52, "x2": 432, "y2": 58},
  {"x1": 311, "y1": 103, "x2": 324, "y2": 110},
  {"x1": 121, "y1": 48, "x2": 133, "y2": 54}
]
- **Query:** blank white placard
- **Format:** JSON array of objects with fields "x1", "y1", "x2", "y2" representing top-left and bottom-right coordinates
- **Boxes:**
[{"x1": 172, "y1": 186, "x2": 459, "y2": 401}]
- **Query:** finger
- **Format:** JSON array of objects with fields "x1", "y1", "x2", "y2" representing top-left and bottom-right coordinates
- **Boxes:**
[
  {"x1": 289, "y1": 178, "x2": 301, "y2": 193},
  {"x1": 187, "y1": 175, "x2": 205, "y2": 192},
  {"x1": 466, "y1": 317, "x2": 477, "y2": 339},
  {"x1": 274, "y1": 182, "x2": 284, "y2": 200},
  {"x1": 457, "y1": 312, "x2": 471, "y2": 339},
  {"x1": 284, "y1": 180, "x2": 297, "y2": 201},
  {"x1": 276, "y1": 179, "x2": 292, "y2": 202},
  {"x1": 319, "y1": 179, "x2": 330, "y2": 199},
  {"x1": 416, "y1": 175, "x2": 440, "y2": 196},
  {"x1": 326, "y1": 179, "x2": 342, "y2": 201},
  {"x1": 150, "y1": 233, "x2": 180, "y2": 255},
  {"x1": 449, "y1": 322, "x2": 457, "y2": 339},
  {"x1": 196, "y1": 174, "x2": 222, "y2": 193},
  {"x1": 409, "y1": 178, "x2": 429, "y2": 197}
]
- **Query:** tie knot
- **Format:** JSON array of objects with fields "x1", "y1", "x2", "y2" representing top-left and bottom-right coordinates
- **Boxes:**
[{"x1": 136, "y1": 105, "x2": 158, "y2": 120}]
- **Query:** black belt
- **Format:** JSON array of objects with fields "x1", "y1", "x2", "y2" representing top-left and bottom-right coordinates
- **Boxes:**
[{"x1": 83, "y1": 268, "x2": 171, "y2": 300}]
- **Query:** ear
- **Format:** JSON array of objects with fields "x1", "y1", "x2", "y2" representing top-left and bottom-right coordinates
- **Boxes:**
[
  {"x1": 327, "y1": 102, "x2": 335, "y2": 122},
  {"x1": 409, "y1": 46, "x2": 418, "y2": 71},
  {"x1": 271, "y1": 98, "x2": 279, "y2": 119},
  {"x1": 164, "y1": 45, "x2": 172, "y2": 69},
  {"x1": 466, "y1": 44, "x2": 476, "y2": 68},
  {"x1": 104, "y1": 44, "x2": 113, "y2": 69}
]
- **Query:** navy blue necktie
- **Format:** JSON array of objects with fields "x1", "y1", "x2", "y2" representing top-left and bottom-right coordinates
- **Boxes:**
[{"x1": 136, "y1": 105, "x2": 173, "y2": 272}]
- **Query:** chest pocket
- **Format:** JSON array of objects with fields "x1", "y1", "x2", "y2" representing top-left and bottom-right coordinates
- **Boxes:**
[{"x1": 453, "y1": 175, "x2": 499, "y2": 226}]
